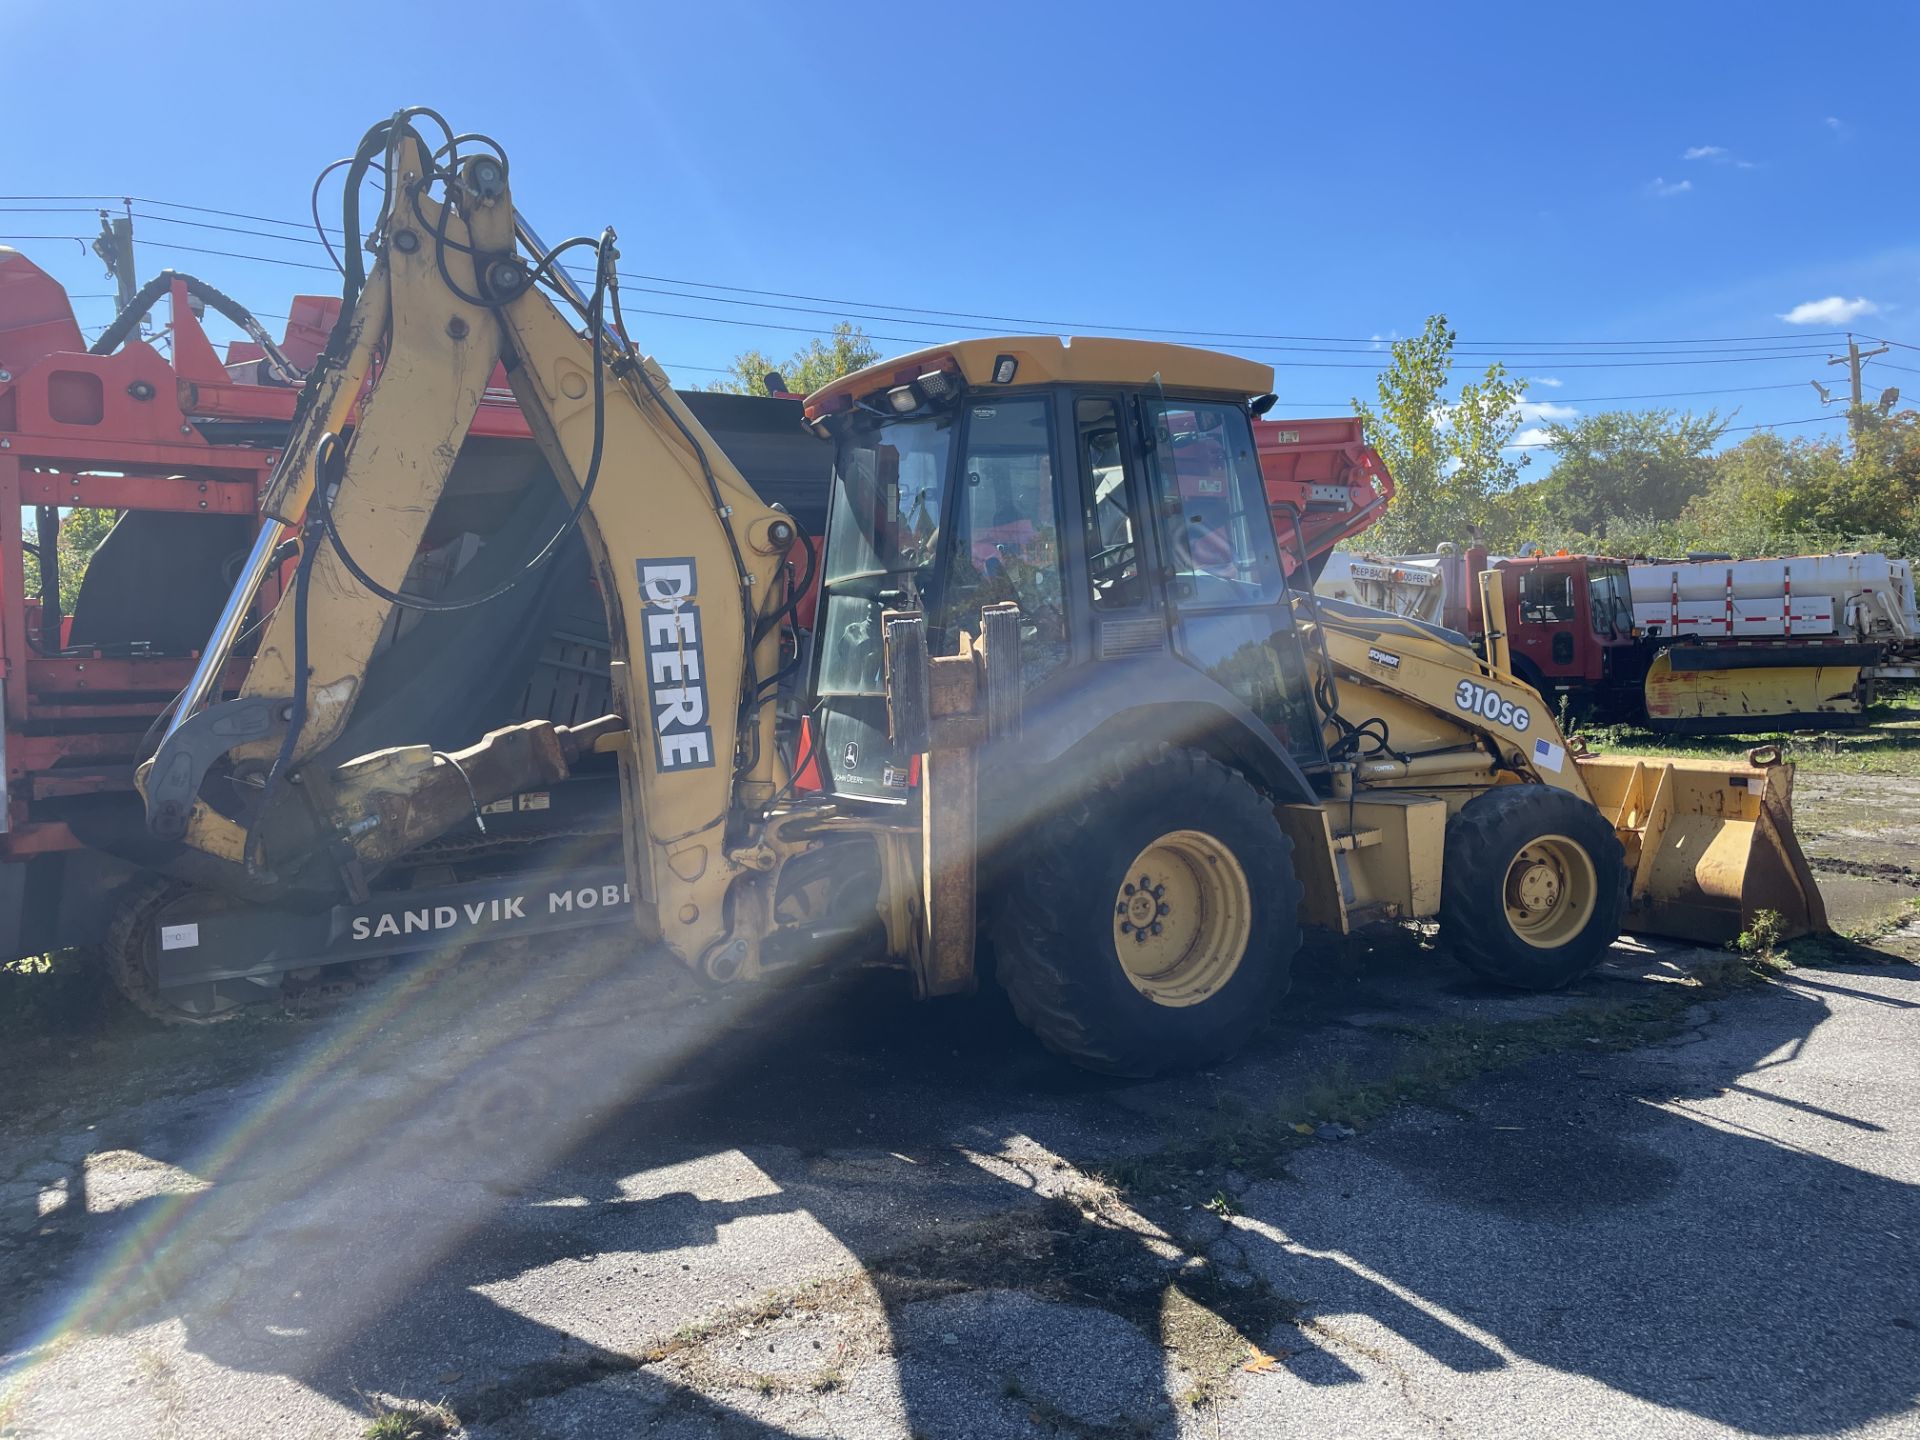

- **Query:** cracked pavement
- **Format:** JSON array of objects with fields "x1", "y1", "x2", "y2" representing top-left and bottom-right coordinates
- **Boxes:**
[{"x1": 1, "y1": 898, "x2": 1917, "y2": 1438}]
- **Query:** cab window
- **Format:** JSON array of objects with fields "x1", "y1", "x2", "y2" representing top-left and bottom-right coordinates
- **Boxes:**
[
  {"x1": 1588, "y1": 565, "x2": 1633, "y2": 636},
  {"x1": 1516, "y1": 568, "x2": 1577, "y2": 624},
  {"x1": 1076, "y1": 398, "x2": 1142, "y2": 610},
  {"x1": 1139, "y1": 399, "x2": 1282, "y2": 607},
  {"x1": 941, "y1": 397, "x2": 1068, "y2": 684}
]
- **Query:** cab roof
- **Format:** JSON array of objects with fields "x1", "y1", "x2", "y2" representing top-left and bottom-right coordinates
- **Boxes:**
[{"x1": 802, "y1": 335, "x2": 1275, "y2": 418}]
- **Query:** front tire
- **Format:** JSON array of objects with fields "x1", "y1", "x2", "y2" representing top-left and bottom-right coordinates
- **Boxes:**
[
  {"x1": 990, "y1": 747, "x2": 1302, "y2": 1077},
  {"x1": 1439, "y1": 784, "x2": 1627, "y2": 990}
]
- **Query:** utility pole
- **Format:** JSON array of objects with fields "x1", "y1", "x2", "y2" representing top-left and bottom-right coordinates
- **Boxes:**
[
  {"x1": 1827, "y1": 333, "x2": 1890, "y2": 442},
  {"x1": 91, "y1": 201, "x2": 138, "y2": 315}
]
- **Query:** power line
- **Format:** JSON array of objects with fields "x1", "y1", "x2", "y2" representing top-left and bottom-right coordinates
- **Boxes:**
[
  {"x1": 1267, "y1": 381, "x2": 1812, "y2": 408},
  {"x1": 0, "y1": 207, "x2": 1870, "y2": 388},
  {"x1": 0, "y1": 193, "x2": 1859, "y2": 351},
  {"x1": 1508, "y1": 414, "x2": 1842, "y2": 449},
  {"x1": 111, "y1": 239, "x2": 1851, "y2": 372},
  {"x1": 71, "y1": 207, "x2": 1843, "y2": 360}
]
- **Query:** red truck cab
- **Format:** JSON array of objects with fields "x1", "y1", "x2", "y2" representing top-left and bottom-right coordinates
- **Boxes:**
[{"x1": 1490, "y1": 554, "x2": 1641, "y2": 709}]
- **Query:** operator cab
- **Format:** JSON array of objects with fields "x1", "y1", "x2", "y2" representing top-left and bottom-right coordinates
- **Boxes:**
[{"x1": 804, "y1": 338, "x2": 1325, "y2": 804}]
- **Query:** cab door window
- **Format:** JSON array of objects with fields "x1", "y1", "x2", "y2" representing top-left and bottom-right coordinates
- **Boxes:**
[
  {"x1": 1139, "y1": 400, "x2": 1282, "y2": 608},
  {"x1": 1076, "y1": 397, "x2": 1143, "y2": 610},
  {"x1": 941, "y1": 396, "x2": 1067, "y2": 684},
  {"x1": 1516, "y1": 569, "x2": 1577, "y2": 623}
]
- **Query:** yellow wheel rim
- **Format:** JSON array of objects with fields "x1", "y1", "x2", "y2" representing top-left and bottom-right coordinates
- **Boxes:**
[
  {"x1": 1112, "y1": 829, "x2": 1252, "y2": 1008},
  {"x1": 1502, "y1": 833, "x2": 1598, "y2": 949}
]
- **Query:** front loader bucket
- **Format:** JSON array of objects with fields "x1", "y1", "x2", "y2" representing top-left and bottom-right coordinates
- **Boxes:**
[{"x1": 1575, "y1": 752, "x2": 1828, "y2": 946}]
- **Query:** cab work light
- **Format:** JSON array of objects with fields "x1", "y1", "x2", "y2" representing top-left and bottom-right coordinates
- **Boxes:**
[
  {"x1": 916, "y1": 368, "x2": 957, "y2": 401},
  {"x1": 991, "y1": 354, "x2": 1018, "y2": 385},
  {"x1": 886, "y1": 383, "x2": 920, "y2": 413}
]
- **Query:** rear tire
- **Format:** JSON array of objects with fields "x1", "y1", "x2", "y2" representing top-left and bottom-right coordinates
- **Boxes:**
[
  {"x1": 1439, "y1": 785, "x2": 1627, "y2": 990},
  {"x1": 990, "y1": 747, "x2": 1301, "y2": 1077}
]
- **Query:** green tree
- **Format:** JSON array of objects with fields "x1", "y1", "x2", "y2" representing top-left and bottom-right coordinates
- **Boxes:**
[
  {"x1": 1352, "y1": 315, "x2": 1529, "y2": 551},
  {"x1": 1671, "y1": 432, "x2": 1855, "y2": 557},
  {"x1": 1656, "y1": 406, "x2": 1920, "y2": 560},
  {"x1": 25, "y1": 507, "x2": 119, "y2": 615},
  {"x1": 1794, "y1": 404, "x2": 1920, "y2": 550},
  {"x1": 1526, "y1": 408, "x2": 1727, "y2": 541},
  {"x1": 709, "y1": 322, "x2": 881, "y2": 397}
]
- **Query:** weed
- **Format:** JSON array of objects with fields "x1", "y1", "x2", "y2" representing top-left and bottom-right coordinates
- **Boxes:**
[
  {"x1": 1303, "y1": 1060, "x2": 1361, "y2": 1122},
  {"x1": 1203, "y1": 1191, "x2": 1240, "y2": 1219},
  {"x1": 1734, "y1": 908, "x2": 1790, "y2": 973},
  {"x1": 362, "y1": 1398, "x2": 456, "y2": 1440},
  {"x1": 0, "y1": 948, "x2": 112, "y2": 1039}
]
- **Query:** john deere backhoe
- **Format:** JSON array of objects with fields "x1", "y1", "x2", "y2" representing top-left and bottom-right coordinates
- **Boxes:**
[{"x1": 136, "y1": 111, "x2": 1826, "y2": 1074}]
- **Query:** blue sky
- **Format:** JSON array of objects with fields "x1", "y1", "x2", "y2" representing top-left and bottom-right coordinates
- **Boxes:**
[{"x1": 4, "y1": 0, "x2": 1915, "y2": 468}]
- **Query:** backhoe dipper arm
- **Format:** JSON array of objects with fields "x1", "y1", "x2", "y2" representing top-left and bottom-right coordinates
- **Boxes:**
[{"x1": 139, "y1": 116, "x2": 799, "y2": 976}]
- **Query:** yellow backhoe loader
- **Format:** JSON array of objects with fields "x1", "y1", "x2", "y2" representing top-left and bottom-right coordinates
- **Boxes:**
[{"x1": 135, "y1": 111, "x2": 1826, "y2": 1074}]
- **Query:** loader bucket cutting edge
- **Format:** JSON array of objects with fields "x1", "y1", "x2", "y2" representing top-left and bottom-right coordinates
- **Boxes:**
[{"x1": 1575, "y1": 753, "x2": 1829, "y2": 947}]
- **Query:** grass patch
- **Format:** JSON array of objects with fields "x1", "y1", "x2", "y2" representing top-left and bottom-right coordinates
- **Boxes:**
[
  {"x1": 362, "y1": 1398, "x2": 457, "y2": 1440},
  {"x1": 0, "y1": 949, "x2": 113, "y2": 1038},
  {"x1": 1101, "y1": 975, "x2": 1747, "y2": 1207},
  {"x1": 1573, "y1": 691, "x2": 1920, "y2": 777}
]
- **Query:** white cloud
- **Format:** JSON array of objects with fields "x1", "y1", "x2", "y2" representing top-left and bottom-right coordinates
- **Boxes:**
[
  {"x1": 1509, "y1": 427, "x2": 1556, "y2": 449},
  {"x1": 1515, "y1": 399, "x2": 1578, "y2": 424},
  {"x1": 1825, "y1": 115, "x2": 1846, "y2": 132},
  {"x1": 1778, "y1": 295, "x2": 1880, "y2": 325},
  {"x1": 1648, "y1": 177, "x2": 1692, "y2": 198},
  {"x1": 1530, "y1": 376, "x2": 1563, "y2": 388},
  {"x1": 1683, "y1": 144, "x2": 1758, "y2": 169}
]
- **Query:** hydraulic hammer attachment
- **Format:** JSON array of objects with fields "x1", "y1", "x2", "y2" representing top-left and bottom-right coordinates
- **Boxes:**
[{"x1": 1576, "y1": 750, "x2": 1828, "y2": 945}]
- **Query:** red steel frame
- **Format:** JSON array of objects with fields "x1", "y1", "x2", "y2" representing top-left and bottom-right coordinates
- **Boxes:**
[
  {"x1": 0, "y1": 251, "x2": 587, "y2": 860},
  {"x1": 0, "y1": 266, "x2": 290, "y2": 856},
  {"x1": 0, "y1": 250, "x2": 1394, "y2": 859}
]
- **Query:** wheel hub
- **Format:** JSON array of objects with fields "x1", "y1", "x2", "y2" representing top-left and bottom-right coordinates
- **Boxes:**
[
  {"x1": 1501, "y1": 834, "x2": 1599, "y2": 950},
  {"x1": 1514, "y1": 861, "x2": 1560, "y2": 913},
  {"x1": 1118, "y1": 878, "x2": 1167, "y2": 939},
  {"x1": 1111, "y1": 830, "x2": 1252, "y2": 1008}
]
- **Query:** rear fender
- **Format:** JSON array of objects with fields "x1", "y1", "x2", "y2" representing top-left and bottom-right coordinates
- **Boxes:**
[{"x1": 1002, "y1": 657, "x2": 1319, "y2": 807}]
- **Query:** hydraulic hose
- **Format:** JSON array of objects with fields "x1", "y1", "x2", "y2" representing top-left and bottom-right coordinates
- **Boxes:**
[{"x1": 89, "y1": 270, "x2": 305, "y2": 385}]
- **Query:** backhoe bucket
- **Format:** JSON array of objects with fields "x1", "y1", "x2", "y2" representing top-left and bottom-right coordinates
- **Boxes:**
[{"x1": 1575, "y1": 753, "x2": 1828, "y2": 946}]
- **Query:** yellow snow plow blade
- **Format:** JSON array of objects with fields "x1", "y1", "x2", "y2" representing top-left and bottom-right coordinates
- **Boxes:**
[
  {"x1": 1576, "y1": 751, "x2": 1828, "y2": 946},
  {"x1": 1642, "y1": 648, "x2": 1869, "y2": 734}
]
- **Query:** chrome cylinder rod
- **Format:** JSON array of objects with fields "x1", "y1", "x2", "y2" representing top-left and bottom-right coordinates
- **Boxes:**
[
  {"x1": 162, "y1": 519, "x2": 284, "y2": 741},
  {"x1": 512, "y1": 210, "x2": 623, "y2": 349}
]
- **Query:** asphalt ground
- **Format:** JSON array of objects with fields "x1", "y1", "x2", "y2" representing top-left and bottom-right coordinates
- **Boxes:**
[{"x1": 1, "y1": 790, "x2": 1917, "y2": 1439}]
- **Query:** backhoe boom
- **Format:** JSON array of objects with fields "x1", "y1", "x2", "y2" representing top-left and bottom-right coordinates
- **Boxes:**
[{"x1": 140, "y1": 117, "x2": 800, "y2": 977}]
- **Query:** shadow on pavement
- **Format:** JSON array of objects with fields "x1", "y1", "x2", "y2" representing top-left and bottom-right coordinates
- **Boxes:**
[{"x1": 3, "y1": 939, "x2": 1917, "y2": 1438}]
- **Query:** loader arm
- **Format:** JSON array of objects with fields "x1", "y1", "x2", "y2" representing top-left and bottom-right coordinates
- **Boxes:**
[
  {"x1": 138, "y1": 117, "x2": 800, "y2": 977},
  {"x1": 1299, "y1": 575, "x2": 1826, "y2": 944}
]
